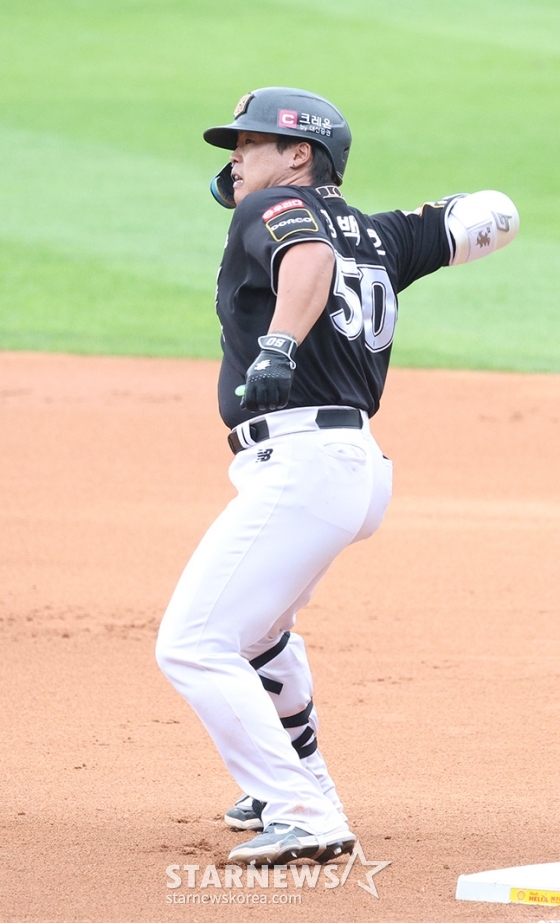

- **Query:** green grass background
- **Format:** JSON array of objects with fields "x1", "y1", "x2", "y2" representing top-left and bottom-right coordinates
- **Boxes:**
[{"x1": 0, "y1": 0, "x2": 558, "y2": 370}]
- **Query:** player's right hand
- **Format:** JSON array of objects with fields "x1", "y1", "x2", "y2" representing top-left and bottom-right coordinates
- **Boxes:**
[{"x1": 242, "y1": 334, "x2": 298, "y2": 413}]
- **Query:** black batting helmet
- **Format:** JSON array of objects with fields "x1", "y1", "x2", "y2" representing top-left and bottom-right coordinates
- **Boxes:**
[{"x1": 204, "y1": 86, "x2": 352, "y2": 208}]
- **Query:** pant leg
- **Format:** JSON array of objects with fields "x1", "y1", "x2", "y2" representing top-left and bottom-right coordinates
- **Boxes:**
[
  {"x1": 156, "y1": 425, "x2": 392, "y2": 834},
  {"x1": 241, "y1": 566, "x2": 345, "y2": 817}
]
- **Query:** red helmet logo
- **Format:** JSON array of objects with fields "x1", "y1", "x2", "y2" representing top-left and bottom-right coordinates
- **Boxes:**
[{"x1": 277, "y1": 109, "x2": 298, "y2": 128}]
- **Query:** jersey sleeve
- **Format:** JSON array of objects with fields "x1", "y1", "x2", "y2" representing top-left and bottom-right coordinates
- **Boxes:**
[
  {"x1": 234, "y1": 188, "x2": 334, "y2": 293},
  {"x1": 371, "y1": 196, "x2": 462, "y2": 293}
]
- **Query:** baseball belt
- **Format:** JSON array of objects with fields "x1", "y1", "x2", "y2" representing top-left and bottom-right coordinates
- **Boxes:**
[{"x1": 228, "y1": 407, "x2": 363, "y2": 455}]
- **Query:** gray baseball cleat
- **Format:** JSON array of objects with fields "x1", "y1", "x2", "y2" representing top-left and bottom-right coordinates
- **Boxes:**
[
  {"x1": 228, "y1": 822, "x2": 356, "y2": 866},
  {"x1": 224, "y1": 794, "x2": 265, "y2": 831}
]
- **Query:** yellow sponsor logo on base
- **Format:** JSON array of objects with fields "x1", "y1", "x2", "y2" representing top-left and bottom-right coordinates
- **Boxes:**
[{"x1": 510, "y1": 888, "x2": 560, "y2": 905}]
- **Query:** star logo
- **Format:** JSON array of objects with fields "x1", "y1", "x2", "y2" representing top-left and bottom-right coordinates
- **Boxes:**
[{"x1": 339, "y1": 842, "x2": 391, "y2": 898}]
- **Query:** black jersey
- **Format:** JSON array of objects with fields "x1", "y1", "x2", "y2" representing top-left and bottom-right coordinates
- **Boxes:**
[{"x1": 216, "y1": 183, "x2": 458, "y2": 429}]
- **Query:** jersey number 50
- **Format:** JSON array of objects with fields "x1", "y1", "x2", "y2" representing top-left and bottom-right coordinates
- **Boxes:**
[{"x1": 330, "y1": 254, "x2": 397, "y2": 353}]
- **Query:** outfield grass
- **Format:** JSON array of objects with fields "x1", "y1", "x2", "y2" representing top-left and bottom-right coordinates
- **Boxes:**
[{"x1": 0, "y1": 0, "x2": 558, "y2": 370}]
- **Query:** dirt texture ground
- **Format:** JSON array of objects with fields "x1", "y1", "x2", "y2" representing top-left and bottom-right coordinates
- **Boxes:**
[{"x1": 1, "y1": 352, "x2": 559, "y2": 923}]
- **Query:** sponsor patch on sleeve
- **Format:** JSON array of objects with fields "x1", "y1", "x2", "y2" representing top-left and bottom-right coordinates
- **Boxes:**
[
  {"x1": 264, "y1": 206, "x2": 319, "y2": 242},
  {"x1": 261, "y1": 199, "x2": 305, "y2": 222}
]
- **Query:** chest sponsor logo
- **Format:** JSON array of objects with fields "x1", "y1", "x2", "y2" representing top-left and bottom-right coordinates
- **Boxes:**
[
  {"x1": 265, "y1": 208, "x2": 319, "y2": 242},
  {"x1": 262, "y1": 199, "x2": 305, "y2": 222}
]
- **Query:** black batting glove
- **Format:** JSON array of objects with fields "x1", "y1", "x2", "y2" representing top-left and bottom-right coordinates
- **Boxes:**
[{"x1": 242, "y1": 334, "x2": 298, "y2": 414}]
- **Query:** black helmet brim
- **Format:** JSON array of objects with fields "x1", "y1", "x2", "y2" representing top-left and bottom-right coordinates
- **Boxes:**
[
  {"x1": 203, "y1": 121, "x2": 331, "y2": 151},
  {"x1": 203, "y1": 126, "x2": 239, "y2": 150}
]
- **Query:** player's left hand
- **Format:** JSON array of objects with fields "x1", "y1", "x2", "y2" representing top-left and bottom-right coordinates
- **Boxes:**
[{"x1": 242, "y1": 334, "x2": 298, "y2": 413}]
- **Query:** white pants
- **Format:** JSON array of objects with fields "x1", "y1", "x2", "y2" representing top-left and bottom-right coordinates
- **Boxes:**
[{"x1": 156, "y1": 407, "x2": 392, "y2": 836}]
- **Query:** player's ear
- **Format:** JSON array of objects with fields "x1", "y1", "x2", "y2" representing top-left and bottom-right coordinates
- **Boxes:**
[
  {"x1": 289, "y1": 142, "x2": 313, "y2": 173},
  {"x1": 300, "y1": 142, "x2": 313, "y2": 166}
]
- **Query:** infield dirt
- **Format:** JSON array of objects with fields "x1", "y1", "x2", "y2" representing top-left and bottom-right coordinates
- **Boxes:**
[{"x1": 1, "y1": 353, "x2": 558, "y2": 923}]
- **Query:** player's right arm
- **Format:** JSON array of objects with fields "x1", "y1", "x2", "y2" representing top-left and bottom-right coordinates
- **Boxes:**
[
  {"x1": 233, "y1": 189, "x2": 336, "y2": 414},
  {"x1": 242, "y1": 241, "x2": 335, "y2": 413},
  {"x1": 269, "y1": 241, "x2": 334, "y2": 344}
]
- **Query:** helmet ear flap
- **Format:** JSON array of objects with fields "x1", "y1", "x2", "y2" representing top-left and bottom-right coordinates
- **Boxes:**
[{"x1": 210, "y1": 163, "x2": 236, "y2": 209}]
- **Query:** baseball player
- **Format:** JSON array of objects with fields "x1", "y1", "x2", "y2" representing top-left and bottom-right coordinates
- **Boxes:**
[{"x1": 156, "y1": 87, "x2": 519, "y2": 866}]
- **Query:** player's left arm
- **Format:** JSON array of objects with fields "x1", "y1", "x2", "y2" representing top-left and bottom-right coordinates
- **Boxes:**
[
  {"x1": 445, "y1": 190, "x2": 519, "y2": 265},
  {"x1": 374, "y1": 190, "x2": 519, "y2": 292},
  {"x1": 243, "y1": 241, "x2": 334, "y2": 413}
]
